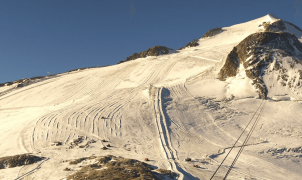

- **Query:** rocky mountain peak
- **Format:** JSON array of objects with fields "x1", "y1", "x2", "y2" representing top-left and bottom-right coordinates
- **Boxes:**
[
  {"x1": 219, "y1": 31, "x2": 302, "y2": 99},
  {"x1": 178, "y1": 39, "x2": 199, "y2": 50},
  {"x1": 202, "y1": 27, "x2": 224, "y2": 38},
  {"x1": 117, "y1": 45, "x2": 172, "y2": 64},
  {"x1": 260, "y1": 19, "x2": 287, "y2": 32}
]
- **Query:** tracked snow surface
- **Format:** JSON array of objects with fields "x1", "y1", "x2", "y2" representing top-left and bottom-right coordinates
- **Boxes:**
[{"x1": 1, "y1": 14, "x2": 302, "y2": 180}]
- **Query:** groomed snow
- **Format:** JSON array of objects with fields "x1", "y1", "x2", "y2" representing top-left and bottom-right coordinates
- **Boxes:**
[{"x1": 1, "y1": 14, "x2": 302, "y2": 180}]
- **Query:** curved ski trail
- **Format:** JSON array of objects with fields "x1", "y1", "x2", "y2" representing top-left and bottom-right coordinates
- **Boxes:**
[{"x1": 151, "y1": 86, "x2": 184, "y2": 179}]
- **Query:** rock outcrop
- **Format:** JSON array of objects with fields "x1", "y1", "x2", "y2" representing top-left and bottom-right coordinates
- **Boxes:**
[
  {"x1": 178, "y1": 39, "x2": 199, "y2": 50},
  {"x1": 66, "y1": 155, "x2": 177, "y2": 180},
  {"x1": 0, "y1": 154, "x2": 43, "y2": 168},
  {"x1": 123, "y1": 45, "x2": 171, "y2": 62},
  {"x1": 202, "y1": 27, "x2": 224, "y2": 38},
  {"x1": 219, "y1": 31, "x2": 302, "y2": 99},
  {"x1": 259, "y1": 19, "x2": 287, "y2": 32},
  {"x1": 177, "y1": 27, "x2": 223, "y2": 50}
]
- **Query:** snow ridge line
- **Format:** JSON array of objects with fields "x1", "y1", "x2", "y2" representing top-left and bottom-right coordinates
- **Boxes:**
[
  {"x1": 152, "y1": 58, "x2": 180, "y2": 84},
  {"x1": 186, "y1": 56, "x2": 225, "y2": 83},
  {"x1": 152, "y1": 86, "x2": 184, "y2": 179},
  {"x1": 158, "y1": 87, "x2": 186, "y2": 180},
  {"x1": 152, "y1": 87, "x2": 169, "y2": 160},
  {"x1": 0, "y1": 77, "x2": 59, "y2": 101},
  {"x1": 158, "y1": 87, "x2": 177, "y2": 160}
]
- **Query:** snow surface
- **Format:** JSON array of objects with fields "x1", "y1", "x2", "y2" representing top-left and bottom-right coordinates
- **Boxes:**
[
  {"x1": 195, "y1": 14, "x2": 280, "y2": 47},
  {"x1": 1, "y1": 14, "x2": 302, "y2": 180},
  {"x1": 284, "y1": 22, "x2": 302, "y2": 42}
]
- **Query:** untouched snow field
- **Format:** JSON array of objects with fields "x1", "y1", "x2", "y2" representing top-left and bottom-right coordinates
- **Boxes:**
[{"x1": 1, "y1": 14, "x2": 302, "y2": 180}]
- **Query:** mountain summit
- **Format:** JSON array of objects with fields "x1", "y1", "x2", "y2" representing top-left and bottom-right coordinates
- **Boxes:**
[
  {"x1": 216, "y1": 15, "x2": 302, "y2": 99},
  {"x1": 1, "y1": 14, "x2": 302, "y2": 180},
  {"x1": 219, "y1": 31, "x2": 302, "y2": 99}
]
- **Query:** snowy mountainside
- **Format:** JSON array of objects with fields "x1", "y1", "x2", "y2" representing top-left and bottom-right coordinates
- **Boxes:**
[
  {"x1": 219, "y1": 31, "x2": 302, "y2": 99},
  {"x1": 197, "y1": 14, "x2": 302, "y2": 47},
  {"x1": 1, "y1": 14, "x2": 302, "y2": 180}
]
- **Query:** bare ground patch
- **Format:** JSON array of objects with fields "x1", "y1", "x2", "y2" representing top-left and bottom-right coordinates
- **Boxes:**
[
  {"x1": 0, "y1": 154, "x2": 43, "y2": 169},
  {"x1": 66, "y1": 155, "x2": 177, "y2": 180}
]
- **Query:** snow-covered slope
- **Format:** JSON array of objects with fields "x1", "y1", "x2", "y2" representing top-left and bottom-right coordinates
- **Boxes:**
[
  {"x1": 197, "y1": 14, "x2": 302, "y2": 47},
  {"x1": 1, "y1": 14, "x2": 302, "y2": 180}
]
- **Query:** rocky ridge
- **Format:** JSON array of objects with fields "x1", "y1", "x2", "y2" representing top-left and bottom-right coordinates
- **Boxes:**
[
  {"x1": 219, "y1": 20, "x2": 302, "y2": 99},
  {"x1": 260, "y1": 19, "x2": 287, "y2": 32},
  {"x1": 202, "y1": 27, "x2": 224, "y2": 38},
  {"x1": 178, "y1": 39, "x2": 199, "y2": 50},
  {"x1": 0, "y1": 154, "x2": 43, "y2": 169},
  {"x1": 118, "y1": 45, "x2": 172, "y2": 64}
]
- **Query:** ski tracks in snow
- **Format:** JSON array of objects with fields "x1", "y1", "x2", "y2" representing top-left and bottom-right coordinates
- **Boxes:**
[
  {"x1": 150, "y1": 86, "x2": 185, "y2": 179},
  {"x1": 14, "y1": 157, "x2": 50, "y2": 180},
  {"x1": 16, "y1": 56, "x2": 198, "y2": 179}
]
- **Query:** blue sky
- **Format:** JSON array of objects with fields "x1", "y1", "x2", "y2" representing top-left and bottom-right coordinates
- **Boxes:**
[{"x1": 1, "y1": 0, "x2": 302, "y2": 83}]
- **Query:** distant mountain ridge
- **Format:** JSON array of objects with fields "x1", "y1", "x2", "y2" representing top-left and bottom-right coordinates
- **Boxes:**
[
  {"x1": 119, "y1": 45, "x2": 172, "y2": 64},
  {"x1": 3, "y1": 14, "x2": 302, "y2": 100},
  {"x1": 120, "y1": 27, "x2": 226, "y2": 63}
]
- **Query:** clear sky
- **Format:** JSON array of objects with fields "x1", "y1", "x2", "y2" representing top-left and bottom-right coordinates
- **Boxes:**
[{"x1": 1, "y1": 0, "x2": 302, "y2": 83}]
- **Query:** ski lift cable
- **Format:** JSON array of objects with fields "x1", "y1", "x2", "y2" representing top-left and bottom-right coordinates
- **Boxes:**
[
  {"x1": 223, "y1": 100, "x2": 267, "y2": 180},
  {"x1": 209, "y1": 99, "x2": 265, "y2": 180}
]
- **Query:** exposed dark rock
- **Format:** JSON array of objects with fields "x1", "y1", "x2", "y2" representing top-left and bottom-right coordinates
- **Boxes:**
[
  {"x1": 68, "y1": 136, "x2": 84, "y2": 149},
  {"x1": 98, "y1": 155, "x2": 112, "y2": 164},
  {"x1": 72, "y1": 136, "x2": 83, "y2": 145},
  {"x1": 185, "y1": 158, "x2": 192, "y2": 161},
  {"x1": 0, "y1": 154, "x2": 43, "y2": 169},
  {"x1": 281, "y1": 74, "x2": 289, "y2": 81},
  {"x1": 273, "y1": 60, "x2": 281, "y2": 70},
  {"x1": 69, "y1": 155, "x2": 97, "y2": 165},
  {"x1": 124, "y1": 45, "x2": 171, "y2": 62},
  {"x1": 280, "y1": 81, "x2": 287, "y2": 86},
  {"x1": 218, "y1": 31, "x2": 302, "y2": 99},
  {"x1": 126, "y1": 53, "x2": 141, "y2": 61},
  {"x1": 298, "y1": 70, "x2": 302, "y2": 79},
  {"x1": 202, "y1": 27, "x2": 224, "y2": 38},
  {"x1": 262, "y1": 19, "x2": 287, "y2": 32},
  {"x1": 218, "y1": 47, "x2": 240, "y2": 81},
  {"x1": 69, "y1": 157, "x2": 87, "y2": 165},
  {"x1": 267, "y1": 146, "x2": 302, "y2": 154},
  {"x1": 66, "y1": 155, "x2": 177, "y2": 180},
  {"x1": 51, "y1": 141, "x2": 62, "y2": 146},
  {"x1": 178, "y1": 39, "x2": 199, "y2": 50},
  {"x1": 5, "y1": 82, "x2": 13, "y2": 86},
  {"x1": 252, "y1": 78, "x2": 268, "y2": 99}
]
